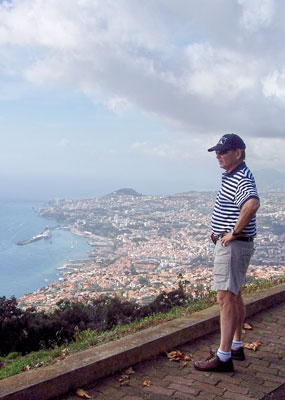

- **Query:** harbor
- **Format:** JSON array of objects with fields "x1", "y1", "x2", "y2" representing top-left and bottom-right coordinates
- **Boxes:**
[{"x1": 16, "y1": 227, "x2": 52, "y2": 246}]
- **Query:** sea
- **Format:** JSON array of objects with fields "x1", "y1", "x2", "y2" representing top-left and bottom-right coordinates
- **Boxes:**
[{"x1": 0, "y1": 199, "x2": 91, "y2": 299}]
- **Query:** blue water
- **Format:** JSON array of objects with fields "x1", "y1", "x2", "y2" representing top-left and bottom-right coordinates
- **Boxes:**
[{"x1": 0, "y1": 200, "x2": 91, "y2": 298}]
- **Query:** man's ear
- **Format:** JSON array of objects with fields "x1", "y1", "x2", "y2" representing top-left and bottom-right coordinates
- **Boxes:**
[{"x1": 235, "y1": 149, "x2": 243, "y2": 161}]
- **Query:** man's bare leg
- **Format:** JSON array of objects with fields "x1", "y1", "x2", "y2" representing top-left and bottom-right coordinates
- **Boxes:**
[
  {"x1": 233, "y1": 291, "x2": 245, "y2": 342},
  {"x1": 217, "y1": 290, "x2": 239, "y2": 352}
]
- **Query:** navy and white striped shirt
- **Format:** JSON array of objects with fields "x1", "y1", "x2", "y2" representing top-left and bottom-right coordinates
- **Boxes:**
[{"x1": 211, "y1": 162, "x2": 259, "y2": 237}]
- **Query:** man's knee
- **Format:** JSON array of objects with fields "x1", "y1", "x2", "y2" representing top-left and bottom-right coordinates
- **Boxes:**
[{"x1": 217, "y1": 290, "x2": 238, "y2": 306}]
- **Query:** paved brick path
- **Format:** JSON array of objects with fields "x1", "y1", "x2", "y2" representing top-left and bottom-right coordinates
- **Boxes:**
[{"x1": 57, "y1": 301, "x2": 285, "y2": 400}]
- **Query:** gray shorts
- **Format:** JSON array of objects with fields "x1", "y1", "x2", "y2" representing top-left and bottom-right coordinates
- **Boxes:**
[{"x1": 213, "y1": 239, "x2": 254, "y2": 295}]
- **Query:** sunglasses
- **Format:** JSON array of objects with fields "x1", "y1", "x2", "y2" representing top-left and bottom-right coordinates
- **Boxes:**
[{"x1": 215, "y1": 149, "x2": 230, "y2": 155}]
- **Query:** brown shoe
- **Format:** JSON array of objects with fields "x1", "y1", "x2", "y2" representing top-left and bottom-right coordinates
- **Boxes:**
[
  {"x1": 194, "y1": 355, "x2": 234, "y2": 372},
  {"x1": 210, "y1": 347, "x2": 245, "y2": 361}
]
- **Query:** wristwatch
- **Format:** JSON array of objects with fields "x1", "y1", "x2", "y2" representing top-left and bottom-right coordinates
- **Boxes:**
[{"x1": 231, "y1": 228, "x2": 239, "y2": 237}]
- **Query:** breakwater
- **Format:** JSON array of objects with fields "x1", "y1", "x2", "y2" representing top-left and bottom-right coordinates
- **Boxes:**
[{"x1": 16, "y1": 227, "x2": 52, "y2": 246}]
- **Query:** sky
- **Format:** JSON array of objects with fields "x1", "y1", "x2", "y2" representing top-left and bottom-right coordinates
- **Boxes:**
[{"x1": 0, "y1": 0, "x2": 285, "y2": 200}]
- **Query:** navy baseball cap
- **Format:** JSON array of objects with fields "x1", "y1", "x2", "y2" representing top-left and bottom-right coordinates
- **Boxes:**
[{"x1": 208, "y1": 133, "x2": 246, "y2": 152}]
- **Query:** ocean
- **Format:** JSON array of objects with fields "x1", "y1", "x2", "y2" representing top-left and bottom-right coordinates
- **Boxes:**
[{"x1": 0, "y1": 199, "x2": 91, "y2": 299}]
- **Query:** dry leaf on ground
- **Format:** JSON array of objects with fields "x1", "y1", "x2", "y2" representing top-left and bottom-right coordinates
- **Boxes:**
[
  {"x1": 120, "y1": 374, "x2": 129, "y2": 380},
  {"x1": 243, "y1": 341, "x2": 262, "y2": 351},
  {"x1": 124, "y1": 367, "x2": 135, "y2": 375},
  {"x1": 143, "y1": 379, "x2": 152, "y2": 387},
  {"x1": 119, "y1": 379, "x2": 130, "y2": 387},
  {"x1": 166, "y1": 350, "x2": 193, "y2": 363},
  {"x1": 75, "y1": 388, "x2": 92, "y2": 399},
  {"x1": 181, "y1": 361, "x2": 188, "y2": 368},
  {"x1": 22, "y1": 365, "x2": 31, "y2": 371},
  {"x1": 243, "y1": 322, "x2": 253, "y2": 330},
  {"x1": 118, "y1": 373, "x2": 131, "y2": 387}
]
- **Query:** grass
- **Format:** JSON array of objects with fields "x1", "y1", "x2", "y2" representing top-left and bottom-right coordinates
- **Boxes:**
[{"x1": 0, "y1": 276, "x2": 284, "y2": 380}]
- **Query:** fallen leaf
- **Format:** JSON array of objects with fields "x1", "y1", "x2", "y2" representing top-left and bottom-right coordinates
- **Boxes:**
[
  {"x1": 35, "y1": 362, "x2": 43, "y2": 368},
  {"x1": 75, "y1": 388, "x2": 91, "y2": 399},
  {"x1": 243, "y1": 322, "x2": 253, "y2": 330},
  {"x1": 242, "y1": 329, "x2": 246, "y2": 334},
  {"x1": 243, "y1": 341, "x2": 262, "y2": 351},
  {"x1": 22, "y1": 365, "x2": 31, "y2": 371},
  {"x1": 124, "y1": 367, "x2": 135, "y2": 375},
  {"x1": 166, "y1": 350, "x2": 193, "y2": 363},
  {"x1": 118, "y1": 376, "x2": 129, "y2": 382},
  {"x1": 181, "y1": 361, "x2": 188, "y2": 368},
  {"x1": 167, "y1": 351, "x2": 178, "y2": 360},
  {"x1": 119, "y1": 380, "x2": 130, "y2": 387},
  {"x1": 143, "y1": 379, "x2": 152, "y2": 387}
]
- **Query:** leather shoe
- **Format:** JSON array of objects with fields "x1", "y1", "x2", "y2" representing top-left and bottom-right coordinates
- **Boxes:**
[
  {"x1": 210, "y1": 347, "x2": 245, "y2": 361},
  {"x1": 194, "y1": 354, "x2": 234, "y2": 372}
]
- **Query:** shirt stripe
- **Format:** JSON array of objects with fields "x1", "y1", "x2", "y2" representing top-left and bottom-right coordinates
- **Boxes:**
[{"x1": 211, "y1": 162, "x2": 259, "y2": 237}]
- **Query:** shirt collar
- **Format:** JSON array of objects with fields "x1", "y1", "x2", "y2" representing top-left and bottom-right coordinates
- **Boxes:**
[{"x1": 223, "y1": 161, "x2": 246, "y2": 177}]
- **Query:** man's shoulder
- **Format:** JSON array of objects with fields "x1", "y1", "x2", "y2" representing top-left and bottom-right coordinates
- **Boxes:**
[{"x1": 230, "y1": 163, "x2": 255, "y2": 181}]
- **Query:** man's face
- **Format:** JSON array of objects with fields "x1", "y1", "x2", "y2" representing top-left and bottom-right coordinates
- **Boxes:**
[{"x1": 216, "y1": 149, "x2": 242, "y2": 173}]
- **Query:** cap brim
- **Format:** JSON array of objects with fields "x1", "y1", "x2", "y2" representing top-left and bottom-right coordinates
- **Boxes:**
[{"x1": 208, "y1": 144, "x2": 225, "y2": 152}]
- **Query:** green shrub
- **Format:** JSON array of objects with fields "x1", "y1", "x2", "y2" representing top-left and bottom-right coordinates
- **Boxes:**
[{"x1": 0, "y1": 286, "x2": 187, "y2": 356}]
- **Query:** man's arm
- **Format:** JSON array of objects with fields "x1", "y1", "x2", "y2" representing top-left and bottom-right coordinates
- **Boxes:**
[{"x1": 221, "y1": 198, "x2": 260, "y2": 246}]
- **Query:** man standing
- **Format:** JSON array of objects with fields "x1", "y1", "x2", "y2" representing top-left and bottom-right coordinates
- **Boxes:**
[{"x1": 194, "y1": 133, "x2": 260, "y2": 372}]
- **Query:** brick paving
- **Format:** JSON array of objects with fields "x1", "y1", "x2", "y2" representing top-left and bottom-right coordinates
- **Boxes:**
[{"x1": 56, "y1": 302, "x2": 285, "y2": 400}]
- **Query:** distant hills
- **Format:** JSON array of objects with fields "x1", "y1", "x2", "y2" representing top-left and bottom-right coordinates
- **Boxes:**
[
  {"x1": 103, "y1": 170, "x2": 284, "y2": 200},
  {"x1": 104, "y1": 188, "x2": 142, "y2": 198},
  {"x1": 253, "y1": 169, "x2": 285, "y2": 192}
]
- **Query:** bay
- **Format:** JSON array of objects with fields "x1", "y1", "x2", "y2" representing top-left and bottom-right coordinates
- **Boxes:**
[{"x1": 0, "y1": 199, "x2": 91, "y2": 299}]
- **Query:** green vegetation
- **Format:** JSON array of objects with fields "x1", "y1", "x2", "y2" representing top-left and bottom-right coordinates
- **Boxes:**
[{"x1": 0, "y1": 276, "x2": 284, "y2": 380}]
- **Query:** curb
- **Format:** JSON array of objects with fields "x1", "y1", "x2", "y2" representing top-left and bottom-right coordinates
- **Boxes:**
[{"x1": 0, "y1": 283, "x2": 284, "y2": 400}]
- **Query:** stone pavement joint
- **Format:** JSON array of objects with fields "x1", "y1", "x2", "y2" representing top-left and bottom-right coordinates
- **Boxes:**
[{"x1": 0, "y1": 284, "x2": 284, "y2": 400}]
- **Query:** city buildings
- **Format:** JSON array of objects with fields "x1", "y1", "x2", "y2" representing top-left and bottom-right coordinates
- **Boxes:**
[{"x1": 19, "y1": 191, "x2": 285, "y2": 311}]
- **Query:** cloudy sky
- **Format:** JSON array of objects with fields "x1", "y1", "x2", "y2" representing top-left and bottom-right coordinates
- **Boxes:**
[{"x1": 0, "y1": 0, "x2": 284, "y2": 200}]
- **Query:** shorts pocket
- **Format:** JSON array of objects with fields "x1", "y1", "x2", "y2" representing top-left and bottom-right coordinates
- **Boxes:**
[
  {"x1": 240, "y1": 247, "x2": 254, "y2": 272},
  {"x1": 214, "y1": 245, "x2": 231, "y2": 283}
]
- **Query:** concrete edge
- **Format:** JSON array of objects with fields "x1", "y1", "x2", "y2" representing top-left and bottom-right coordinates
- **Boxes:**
[{"x1": 0, "y1": 283, "x2": 284, "y2": 400}]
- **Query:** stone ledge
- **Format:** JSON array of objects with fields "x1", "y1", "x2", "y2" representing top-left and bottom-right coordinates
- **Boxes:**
[{"x1": 0, "y1": 283, "x2": 284, "y2": 400}]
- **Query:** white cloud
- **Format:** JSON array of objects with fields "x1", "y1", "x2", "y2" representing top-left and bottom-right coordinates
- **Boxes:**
[
  {"x1": 238, "y1": 0, "x2": 275, "y2": 31},
  {"x1": 105, "y1": 97, "x2": 131, "y2": 115},
  {"x1": 56, "y1": 138, "x2": 70, "y2": 148},
  {"x1": 262, "y1": 70, "x2": 285, "y2": 104},
  {"x1": 131, "y1": 141, "x2": 174, "y2": 158},
  {"x1": 247, "y1": 137, "x2": 285, "y2": 171},
  {"x1": 0, "y1": 0, "x2": 285, "y2": 144},
  {"x1": 183, "y1": 43, "x2": 256, "y2": 100},
  {"x1": 131, "y1": 136, "x2": 207, "y2": 161}
]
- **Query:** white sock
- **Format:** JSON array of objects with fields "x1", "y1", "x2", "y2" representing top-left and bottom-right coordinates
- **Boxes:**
[
  {"x1": 231, "y1": 340, "x2": 242, "y2": 351},
  {"x1": 217, "y1": 348, "x2": 231, "y2": 362}
]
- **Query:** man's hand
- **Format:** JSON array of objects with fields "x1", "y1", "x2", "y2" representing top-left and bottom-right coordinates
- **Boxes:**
[
  {"x1": 221, "y1": 232, "x2": 235, "y2": 247},
  {"x1": 221, "y1": 198, "x2": 260, "y2": 247}
]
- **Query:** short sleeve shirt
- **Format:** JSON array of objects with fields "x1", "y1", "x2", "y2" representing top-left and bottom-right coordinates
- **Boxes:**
[{"x1": 211, "y1": 162, "x2": 259, "y2": 237}]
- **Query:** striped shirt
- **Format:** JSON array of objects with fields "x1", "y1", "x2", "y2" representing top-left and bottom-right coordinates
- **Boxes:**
[{"x1": 211, "y1": 162, "x2": 259, "y2": 237}]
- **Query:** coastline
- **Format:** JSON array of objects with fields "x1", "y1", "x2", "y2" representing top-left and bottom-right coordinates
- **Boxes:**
[
  {"x1": 0, "y1": 200, "x2": 92, "y2": 299},
  {"x1": 17, "y1": 225, "x2": 112, "y2": 306}
]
